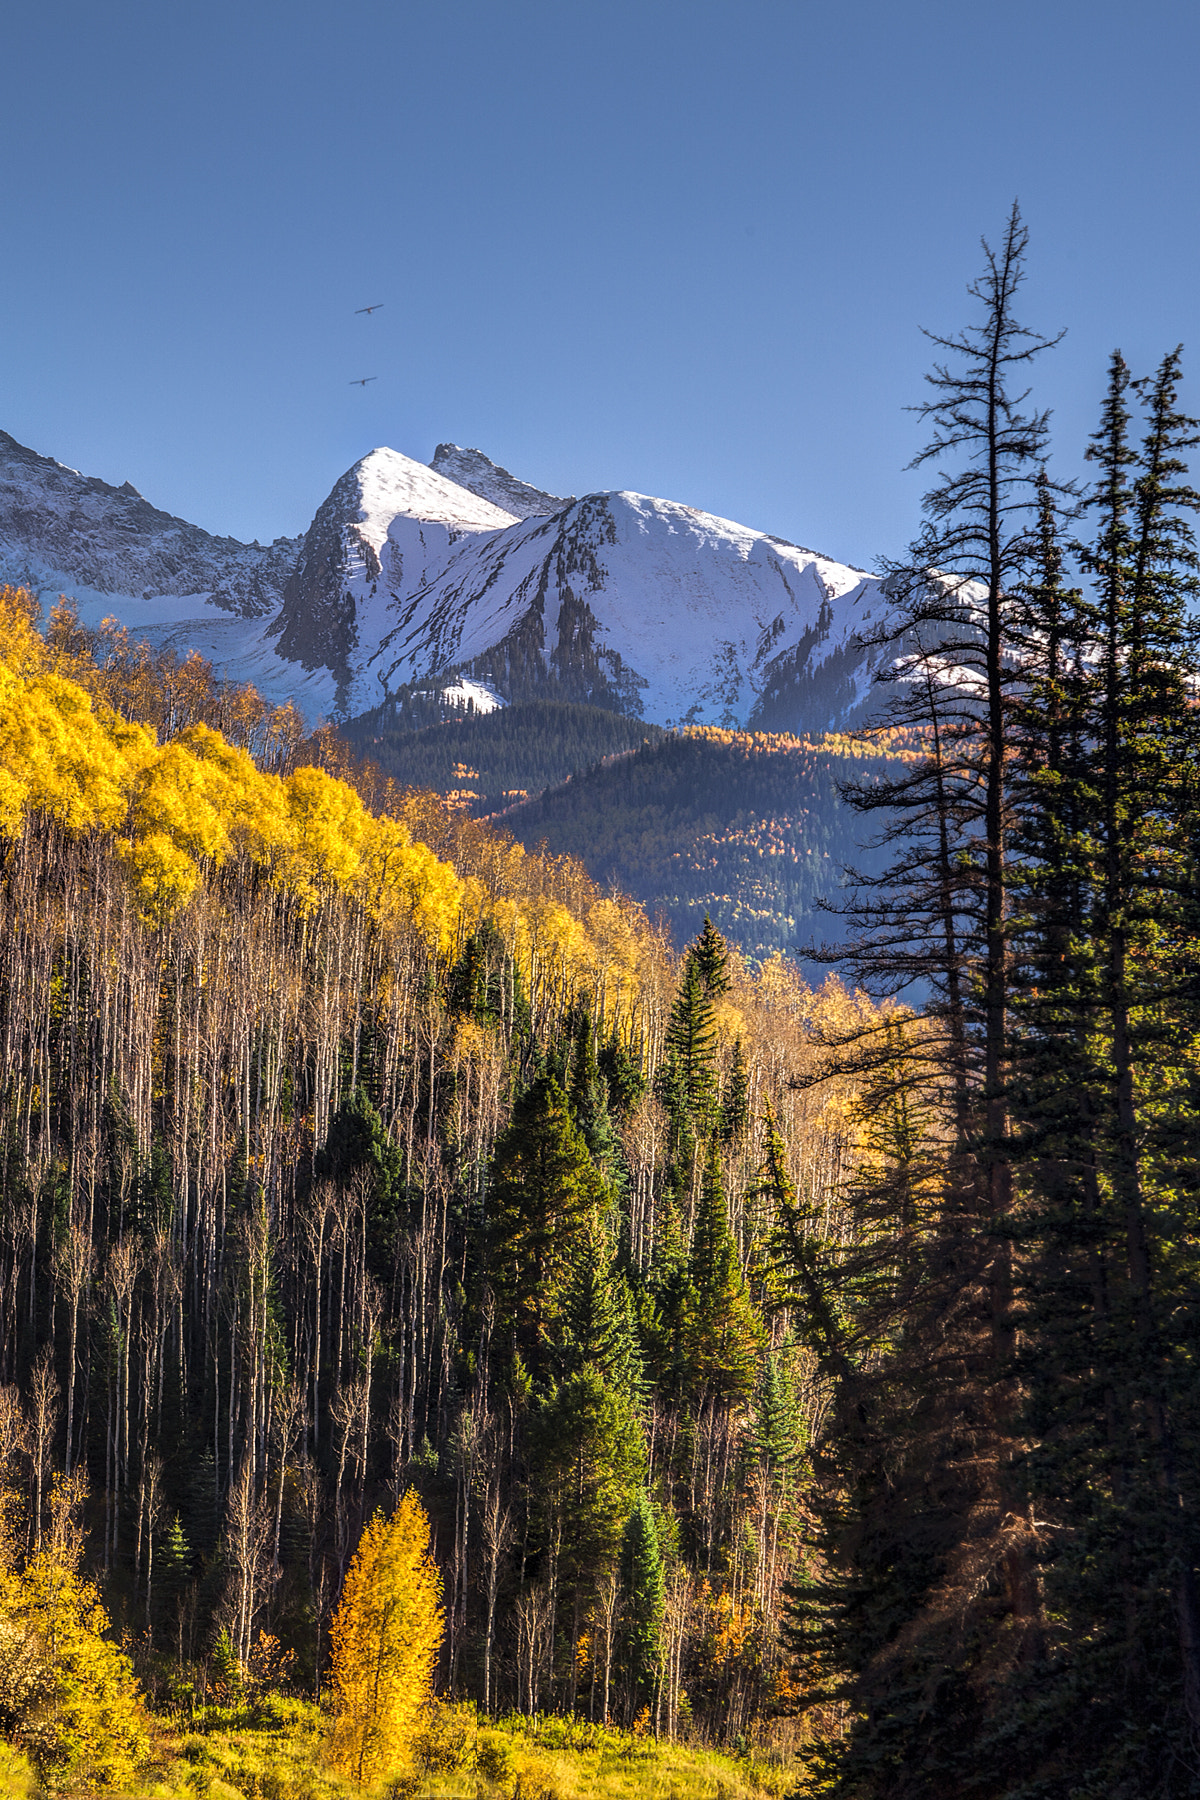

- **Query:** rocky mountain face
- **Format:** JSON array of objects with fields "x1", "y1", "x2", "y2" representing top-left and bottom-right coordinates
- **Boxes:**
[
  {"x1": 429, "y1": 444, "x2": 571, "y2": 518},
  {"x1": 0, "y1": 427, "x2": 889, "y2": 730},
  {"x1": 269, "y1": 449, "x2": 515, "y2": 712},
  {"x1": 366, "y1": 484, "x2": 887, "y2": 728},
  {"x1": 0, "y1": 429, "x2": 300, "y2": 617}
]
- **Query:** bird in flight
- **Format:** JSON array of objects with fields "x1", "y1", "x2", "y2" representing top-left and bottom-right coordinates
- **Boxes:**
[
  {"x1": 349, "y1": 377, "x2": 378, "y2": 386},
  {"x1": 355, "y1": 304, "x2": 384, "y2": 315}
]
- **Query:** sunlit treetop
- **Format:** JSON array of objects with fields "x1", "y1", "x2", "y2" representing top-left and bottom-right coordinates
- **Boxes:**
[{"x1": 0, "y1": 589, "x2": 664, "y2": 1020}]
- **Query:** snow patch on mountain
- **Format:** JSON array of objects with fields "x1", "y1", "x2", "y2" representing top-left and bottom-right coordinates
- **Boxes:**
[{"x1": 435, "y1": 677, "x2": 506, "y2": 713}]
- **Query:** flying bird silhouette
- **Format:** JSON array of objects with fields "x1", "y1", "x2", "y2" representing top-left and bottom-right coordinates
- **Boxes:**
[
  {"x1": 355, "y1": 304, "x2": 384, "y2": 315},
  {"x1": 349, "y1": 377, "x2": 378, "y2": 386}
]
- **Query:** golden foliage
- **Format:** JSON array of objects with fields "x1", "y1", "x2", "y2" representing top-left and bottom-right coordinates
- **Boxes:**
[
  {"x1": 0, "y1": 1481, "x2": 150, "y2": 1795},
  {"x1": 0, "y1": 589, "x2": 665, "y2": 1020},
  {"x1": 327, "y1": 1491, "x2": 443, "y2": 1788},
  {"x1": 682, "y1": 721, "x2": 927, "y2": 763},
  {"x1": 0, "y1": 588, "x2": 468, "y2": 945}
]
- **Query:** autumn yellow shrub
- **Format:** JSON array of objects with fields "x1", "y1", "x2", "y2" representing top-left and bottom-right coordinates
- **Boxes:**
[{"x1": 0, "y1": 1540, "x2": 150, "y2": 1793}]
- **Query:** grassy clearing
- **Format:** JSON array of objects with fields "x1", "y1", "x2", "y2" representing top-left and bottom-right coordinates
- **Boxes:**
[
  {"x1": 0, "y1": 1701, "x2": 797, "y2": 1800},
  {"x1": 418, "y1": 1710, "x2": 794, "y2": 1800}
]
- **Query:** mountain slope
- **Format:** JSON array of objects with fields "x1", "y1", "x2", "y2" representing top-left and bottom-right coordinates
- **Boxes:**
[
  {"x1": 496, "y1": 726, "x2": 887, "y2": 961},
  {"x1": 364, "y1": 488, "x2": 888, "y2": 729},
  {"x1": 0, "y1": 428, "x2": 300, "y2": 616},
  {"x1": 343, "y1": 698, "x2": 667, "y2": 812}
]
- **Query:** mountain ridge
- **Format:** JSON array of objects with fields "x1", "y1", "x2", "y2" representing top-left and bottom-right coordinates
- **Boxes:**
[
  {"x1": 0, "y1": 427, "x2": 889, "y2": 732},
  {"x1": 429, "y1": 442, "x2": 571, "y2": 517}
]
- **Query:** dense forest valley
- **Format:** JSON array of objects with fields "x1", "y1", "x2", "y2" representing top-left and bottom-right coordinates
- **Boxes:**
[
  {"x1": 0, "y1": 207, "x2": 1197, "y2": 1800},
  {"x1": 343, "y1": 700, "x2": 897, "y2": 961}
]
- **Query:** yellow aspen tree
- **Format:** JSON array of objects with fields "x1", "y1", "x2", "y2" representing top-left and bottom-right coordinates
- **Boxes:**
[{"x1": 328, "y1": 1490, "x2": 443, "y2": 1787}]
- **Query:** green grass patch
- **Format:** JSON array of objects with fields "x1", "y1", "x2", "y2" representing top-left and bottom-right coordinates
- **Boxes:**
[
  {"x1": 0, "y1": 1701, "x2": 795, "y2": 1800},
  {"x1": 416, "y1": 1707, "x2": 794, "y2": 1800}
]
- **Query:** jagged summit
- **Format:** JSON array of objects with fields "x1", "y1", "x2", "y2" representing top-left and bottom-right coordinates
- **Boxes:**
[
  {"x1": 0, "y1": 428, "x2": 300, "y2": 616},
  {"x1": 270, "y1": 448, "x2": 516, "y2": 710},
  {"x1": 430, "y1": 444, "x2": 571, "y2": 519},
  {"x1": 352, "y1": 447, "x2": 518, "y2": 533}
]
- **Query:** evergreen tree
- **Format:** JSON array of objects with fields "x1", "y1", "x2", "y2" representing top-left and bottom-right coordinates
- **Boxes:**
[
  {"x1": 154, "y1": 1513, "x2": 193, "y2": 1658},
  {"x1": 1000, "y1": 348, "x2": 1200, "y2": 1791},
  {"x1": 529, "y1": 1371, "x2": 646, "y2": 1708},
  {"x1": 568, "y1": 1006, "x2": 623, "y2": 1181},
  {"x1": 619, "y1": 1495, "x2": 665, "y2": 1719},
  {"x1": 446, "y1": 917, "x2": 531, "y2": 1036},
  {"x1": 554, "y1": 1221, "x2": 645, "y2": 1400},
  {"x1": 690, "y1": 914, "x2": 731, "y2": 997},
  {"x1": 446, "y1": 927, "x2": 499, "y2": 1026},
  {"x1": 598, "y1": 1028, "x2": 646, "y2": 1120},
  {"x1": 487, "y1": 1075, "x2": 608, "y2": 1368},
  {"x1": 790, "y1": 209, "x2": 1070, "y2": 1796},
  {"x1": 748, "y1": 1353, "x2": 802, "y2": 1490},
  {"x1": 684, "y1": 1139, "x2": 760, "y2": 1406},
  {"x1": 315, "y1": 1086, "x2": 406, "y2": 1274},
  {"x1": 658, "y1": 956, "x2": 719, "y2": 1142}
]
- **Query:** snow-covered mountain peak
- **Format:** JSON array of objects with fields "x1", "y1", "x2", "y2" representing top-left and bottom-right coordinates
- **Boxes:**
[
  {"x1": 268, "y1": 449, "x2": 519, "y2": 708},
  {"x1": 351, "y1": 447, "x2": 517, "y2": 541},
  {"x1": 429, "y1": 444, "x2": 571, "y2": 519},
  {"x1": 0, "y1": 426, "x2": 890, "y2": 731}
]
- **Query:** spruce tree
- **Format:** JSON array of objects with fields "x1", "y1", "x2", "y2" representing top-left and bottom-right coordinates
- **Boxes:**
[
  {"x1": 684, "y1": 1138, "x2": 759, "y2": 1406},
  {"x1": 315, "y1": 1086, "x2": 406, "y2": 1274},
  {"x1": 792, "y1": 208, "x2": 1071, "y2": 1796},
  {"x1": 568, "y1": 1006, "x2": 623, "y2": 1182},
  {"x1": 659, "y1": 957, "x2": 719, "y2": 1138},
  {"x1": 748, "y1": 1353, "x2": 802, "y2": 1489},
  {"x1": 598, "y1": 1028, "x2": 646, "y2": 1120},
  {"x1": 620, "y1": 1494, "x2": 665, "y2": 1719},
  {"x1": 691, "y1": 914, "x2": 731, "y2": 997},
  {"x1": 554, "y1": 1220, "x2": 645, "y2": 1401},
  {"x1": 529, "y1": 1371, "x2": 646, "y2": 1709},
  {"x1": 1001, "y1": 349, "x2": 1200, "y2": 1790},
  {"x1": 487, "y1": 1075, "x2": 608, "y2": 1369}
]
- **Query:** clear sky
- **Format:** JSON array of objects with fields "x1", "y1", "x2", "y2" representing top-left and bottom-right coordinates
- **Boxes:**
[{"x1": 3, "y1": 0, "x2": 1198, "y2": 567}]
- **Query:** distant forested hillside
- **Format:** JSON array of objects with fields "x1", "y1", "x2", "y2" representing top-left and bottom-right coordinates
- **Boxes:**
[
  {"x1": 342, "y1": 704, "x2": 898, "y2": 962},
  {"x1": 501, "y1": 727, "x2": 895, "y2": 961},
  {"x1": 343, "y1": 699, "x2": 666, "y2": 812}
]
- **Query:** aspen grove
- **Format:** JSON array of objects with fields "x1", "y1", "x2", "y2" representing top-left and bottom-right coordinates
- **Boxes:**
[{"x1": 0, "y1": 584, "x2": 868, "y2": 1745}]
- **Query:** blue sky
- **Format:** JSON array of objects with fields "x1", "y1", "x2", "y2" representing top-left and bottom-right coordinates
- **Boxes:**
[{"x1": 3, "y1": 0, "x2": 1198, "y2": 566}]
